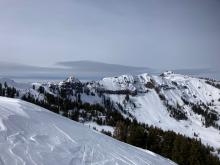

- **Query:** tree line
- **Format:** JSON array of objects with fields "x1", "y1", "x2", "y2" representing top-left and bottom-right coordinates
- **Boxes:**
[
  {"x1": 0, "y1": 82, "x2": 19, "y2": 98},
  {"x1": 113, "y1": 121, "x2": 220, "y2": 165}
]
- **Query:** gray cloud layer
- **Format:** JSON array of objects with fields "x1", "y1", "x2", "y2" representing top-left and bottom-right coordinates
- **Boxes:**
[
  {"x1": 0, "y1": 61, "x2": 219, "y2": 81},
  {"x1": 0, "y1": 61, "x2": 154, "y2": 81},
  {"x1": 0, "y1": 0, "x2": 219, "y2": 69}
]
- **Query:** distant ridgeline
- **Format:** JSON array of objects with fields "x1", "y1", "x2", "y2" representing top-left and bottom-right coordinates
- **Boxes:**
[{"x1": 0, "y1": 71, "x2": 220, "y2": 165}]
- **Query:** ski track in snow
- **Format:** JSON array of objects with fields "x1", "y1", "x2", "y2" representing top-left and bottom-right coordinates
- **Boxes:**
[{"x1": 52, "y1": 124, "x2": 77, "y2": 144}]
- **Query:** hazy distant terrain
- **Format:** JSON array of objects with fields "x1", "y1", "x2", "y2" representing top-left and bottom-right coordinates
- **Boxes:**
[
  {"x1": 0, "y1": 61, "x2": 219, "y2": 82},
  {"x1": 0, "y1": 61, "x2": 155, "y2": 82},
  {"x1": 174, "y1": 68, "x2": 220, "y2": 80}
]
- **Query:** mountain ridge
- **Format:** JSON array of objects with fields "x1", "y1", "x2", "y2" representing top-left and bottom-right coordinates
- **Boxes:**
[{"x1": 1, "y1": 71, "x2": 220, "y2": 157}]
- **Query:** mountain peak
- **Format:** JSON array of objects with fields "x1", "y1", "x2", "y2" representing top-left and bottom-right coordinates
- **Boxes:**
[
  {"x1": 65, "y1": 76, "x2": 80, "y2": 83},
  {"x1": 161, "y1": 71, "x2": 175, "y2": 76}
]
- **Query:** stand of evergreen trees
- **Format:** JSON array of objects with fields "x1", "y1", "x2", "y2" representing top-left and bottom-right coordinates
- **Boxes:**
[
  {"x1": 0, "y1": 82, "x2": 19, "y2": 98},
  {"x1": 205, "y1": 80, "x2": 220, "y2": 90},
  {"x1": 114, "y1": 121, "x2": 220, "y2": 165},
  {"x1": 21, "y1": 90, "x2": 125, "y2": 127},
  {"x1": 192, "y1": 104, "x2": 219, "y2": 128}
]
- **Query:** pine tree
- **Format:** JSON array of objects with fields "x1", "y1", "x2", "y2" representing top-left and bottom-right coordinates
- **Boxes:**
[
  {"x1": 125, "y1": 94, "x2": 129, "y2": 102},
  {"x1": 0, "y1": 83, "x2": 2, "y2": 96},
  {"x1": 114, "y1": 121, "x2": 127, "y2": 142},
  {"x1": 4, "y1": 82, "x2": 8, "y2": 88},
  {"x1": 127, "y1": 124, "x2": 146, "y2": 147}
]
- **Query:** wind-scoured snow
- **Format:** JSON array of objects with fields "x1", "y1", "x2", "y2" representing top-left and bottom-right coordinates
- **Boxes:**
[{"x1": 0, "y1": 97, "x2": 176, "y2": 165}]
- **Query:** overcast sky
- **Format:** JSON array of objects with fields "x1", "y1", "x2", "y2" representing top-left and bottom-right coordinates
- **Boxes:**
[{"x1": 0, "y1": 0, "x2": 219, "y2": 69}]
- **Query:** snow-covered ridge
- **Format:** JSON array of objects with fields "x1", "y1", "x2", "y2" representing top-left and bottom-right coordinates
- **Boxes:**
[
  {"x1": 1, "y1": 71, "x2": 220, "y2": 153},
  {"x1": 59, "y1": 76, "x2": 81, "y2": 86},
  {"x1": 0, "y1": 97, "x2": 176, "y2": 165},
  {"x1": 83, "y1": 72, "x2": 219, "y2": 146},
  {"x1": 97, "y1": 72, "x2": 220, "y2": 148}
]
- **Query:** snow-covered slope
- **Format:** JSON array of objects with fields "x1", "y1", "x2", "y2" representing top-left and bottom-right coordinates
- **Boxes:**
[
  {"x1": 1, "y1": 71, "x2": 220, "y2": 154},
  {"x1": 0, "y1": 97, "x2": 176, "y2": 165},
  {"x1": 96, "y1": 72, "x2": 220, "y2": 150}
]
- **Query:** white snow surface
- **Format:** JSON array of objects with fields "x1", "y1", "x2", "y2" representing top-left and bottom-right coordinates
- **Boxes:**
[
  {"x1": 84, "y1": 122, "x2": 114, "y2": 134},
  {"x1": 98, "y1": 72, "x2": 220, "y2": 150},
  {"x1": 0, "y1": 97, "x2": 176, "y2": 165}
]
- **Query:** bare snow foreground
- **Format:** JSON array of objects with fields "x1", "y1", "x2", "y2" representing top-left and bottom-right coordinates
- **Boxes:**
[{"x1": 0, "y1": 97, "x2": 176, "y2": 165}]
